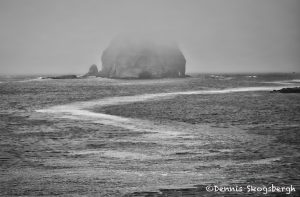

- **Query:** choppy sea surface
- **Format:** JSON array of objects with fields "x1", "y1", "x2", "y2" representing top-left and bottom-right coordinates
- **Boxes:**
[{"x1": 0, "y1": 73, "x2": 300, "y2": 196}]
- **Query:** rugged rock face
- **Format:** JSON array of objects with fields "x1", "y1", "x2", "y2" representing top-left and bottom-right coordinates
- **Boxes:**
[
  {"x1": 272, "y1": 87, "x2": 300, "y2": 93},
  {"x1": 100, "y1": 35, "x2": 186, "y2": 78},
  {"x1": 43, "y1": 75, "x2": 78, "y2": 79},
  {"x1": 84, "y1": 64, "x2": 98, "y2": 77}
]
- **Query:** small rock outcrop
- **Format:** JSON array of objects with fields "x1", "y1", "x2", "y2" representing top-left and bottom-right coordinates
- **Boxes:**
[
  {"x1": 84, "y1": 64, "x2": 99, "y2": 77},
  {"x1": 272, "y1": 87, "x2": 300, "y2": 93},
  {"x1": 99, "y1": 35, "x2": 186, "y2": 79},
  {"x1": 43, "y1": 75, "x2": 78, "y2": 79}
]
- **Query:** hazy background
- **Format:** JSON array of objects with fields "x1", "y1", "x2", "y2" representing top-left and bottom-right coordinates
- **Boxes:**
[{"x1": 0, "y1": 0, "x2": 299, "y2": 75}]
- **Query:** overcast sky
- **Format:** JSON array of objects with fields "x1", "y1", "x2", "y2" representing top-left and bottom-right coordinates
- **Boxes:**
[{"x1": 0, "y1": 0, "x2": 299, "y2": 74}]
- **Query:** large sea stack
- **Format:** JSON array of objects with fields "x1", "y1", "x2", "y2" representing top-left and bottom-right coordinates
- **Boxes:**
[{"x1": 99, "y1": 35, "x2": 186, "y2": 78}]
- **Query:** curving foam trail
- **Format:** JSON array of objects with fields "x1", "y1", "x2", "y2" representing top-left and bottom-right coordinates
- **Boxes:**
[
  {"x1": 263, "y1": 79, "x2": 300, "y2": 85},
  {"x1": 36, "y1": 84, "x2": 295, "y2": 137},
  {"x1": 36, "y1": 85, "x2": 294, "y2": 116},
  {"x1": 33, "y1": 84, "x2": 298, "y2": 190}
]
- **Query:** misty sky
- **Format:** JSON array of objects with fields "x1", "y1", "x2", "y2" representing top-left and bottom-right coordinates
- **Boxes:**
[{"x1": 0, "y1": 0, "x2": 299, "y2": 74}]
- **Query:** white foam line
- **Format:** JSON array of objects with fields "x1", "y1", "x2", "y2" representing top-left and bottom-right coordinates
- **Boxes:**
[
  {"x1": 263, "y1": 79, "x2": 300, "y2": 85},
  {"x1": 37, "y1": 85, "x2": 292, "y2": 112},
  {"x1": 36, "y1": 85, "x2": 293, "y2": 135},
  {"x1": 18, "y1": 78, "x2": 44, "y2": 82},
  {"x1": 1, "y1": 77, "x2": 44, "y2": 83}
]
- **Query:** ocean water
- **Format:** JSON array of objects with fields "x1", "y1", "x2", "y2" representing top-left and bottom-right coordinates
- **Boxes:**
[{"x1": 0, "y1": 73, "x2": 300, "y2": 196}]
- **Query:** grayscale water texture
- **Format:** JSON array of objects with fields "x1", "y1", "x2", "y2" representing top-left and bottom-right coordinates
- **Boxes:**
[{"x1": 0, "y1": 74, "x2": 300, "y2": 196}]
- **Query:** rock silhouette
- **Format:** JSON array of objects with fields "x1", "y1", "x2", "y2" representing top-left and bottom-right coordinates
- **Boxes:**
[
  {"x1": 99, "y1": 35, "x2": 186, "y2": 78},
  {"x1": 84, "y1": 64, "x2": 99, "y2": 77},
  {"x1": 272, "y1": 87, "x2": 300, "y2": 93},
  {"x1": 42, "y1": 75, "x2": 78, "y2": 79}
]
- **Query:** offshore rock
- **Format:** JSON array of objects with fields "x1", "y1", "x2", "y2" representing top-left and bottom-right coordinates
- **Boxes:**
[
  {"x1": 42, "y1": 75, "x2": 78, "y2": 79},
  {"x1": 272, "y1": 87, "x2": 300, "y2": 93},
  {"x1": 100, "y1": 35, "x2": 186, "y2": 79}
]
